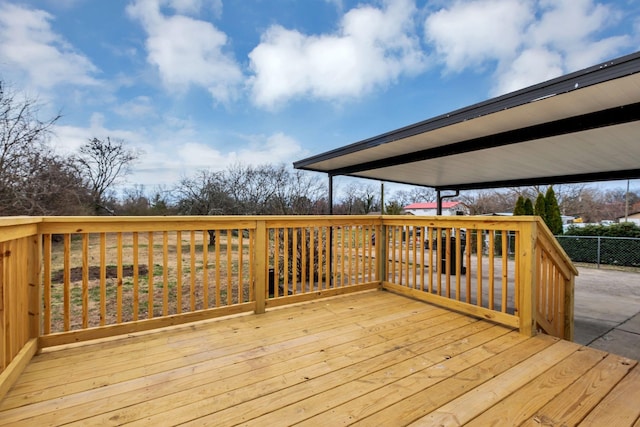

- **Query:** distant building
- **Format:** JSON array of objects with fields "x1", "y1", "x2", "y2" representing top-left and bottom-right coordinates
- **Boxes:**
[
  {"x1": 404, "y1": 201, "x2": 468, "y2": 216},
  {"x1": 617, "y1": 212, "x2": 640, "y2": 225}
]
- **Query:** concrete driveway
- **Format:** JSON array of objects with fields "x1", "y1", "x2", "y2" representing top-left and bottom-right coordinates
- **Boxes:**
[{"x1": 574, "y1": 266, "x2": 640, "y2": 360}]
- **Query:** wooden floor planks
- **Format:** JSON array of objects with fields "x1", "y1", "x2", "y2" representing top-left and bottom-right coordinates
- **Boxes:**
[{"x1": 0, "y1": 289, "x2": 639, "y2": 426}]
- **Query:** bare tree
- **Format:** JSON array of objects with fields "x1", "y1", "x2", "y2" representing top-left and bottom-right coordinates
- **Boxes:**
[
  {"x1": 392, "y1": 187, "x2": 437, "y2": 207},
  {"x1": 0, "y1": 81, "x2": 58, "y2": 179},
  {"x1": 22, "y1": 155, "x2": 91, "y2": 215},
  {"x1": 75, "y1": 137, "x2": 139, "y2": 215},
  {"x1": 459, "y1": 190, "x2": 518, "y2": 215},
  {"x1": 175, "y1": 169, "x2": 232, "y2": 215},
  {"x1": 174, "y1": 170, "x2": 234, "y2": 245},
  {"x1": 335, "y1": 183, "x2": 380, "y2": 214},
  {"x1": 0, "y1": 80, "x2": 89, "y2": 215},
  {"x1": 223, "y1": 163, "x2": 281, "y2": 215},
  {"x1": 269, "y1": 167, "x2": 326, "y2": 214},
  {"x1": 175, "y1": 164, "x2": 327, "y2": 216}
]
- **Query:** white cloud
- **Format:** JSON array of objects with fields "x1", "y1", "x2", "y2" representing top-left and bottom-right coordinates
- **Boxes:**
[
  {"x1": 161, "y1": 0, "x2": 223, "y2": 17},
  {"x1": 0, "y1": 2, "x2": 99, "y2": 89},
  {"x1": 424, "y1": 0, "x2": 632, "y2": 95},
  {"x1": 52, "y1": 114, "x2": 182, "y2": 188},
  {"x1": 526, "y1": 0, "x2": 630, "y2": 71},
  {"x1": 52, "y1": 113, "x2": 143, "y2": 156},
  {"x1": 239, "y1": 132, "x2": 306, "y2": 165},
  {"x1": 425, "y1": 0, "x2": 532, "y2": 73},
  {"x1": 528, "y1": 0, "x2": 611, "y2": 50},
  {"x1": 130, "y1": 132, "x2": 307, "y2": 187},
  {"x1": 493, "y1": 48, "x2": 563, "y2": 94},
  {"x1": 248, "y1": 0, "x2": 427, "y2": 109},
  {"x1": 166, "y1": 0, "x2": 203, "y2": 15},
  {"x1": 561, "y1": 35, "x2": 630, "y2": 72},
  {"x1": 52, "y1": 113, "x2": 306, "y2": 188},
  {"x1": 177, "y1": 132, "x2": 306, "y2": 171},
  {"x1": 127, "y1": 0, "x2": 242, "y2": 104},
  {"x1": 113, "y1": 96, "x2": 157, "y2": 118}
]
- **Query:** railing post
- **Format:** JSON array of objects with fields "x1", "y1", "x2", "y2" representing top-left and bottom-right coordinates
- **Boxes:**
[
  {"x1": 564, "y1": 276, "x2": 575, "y2": 341},
  {"x1": 377, "y1": 218, "x2": 386, "y2": 286},
  {"x1": 518, "y1": 220, "x2": 538, "y2": 337},
  {"x1": 28, "y1": 232, "x2": 41, "y2": 340},
  {"x1": 0, "y1": 240, "x2": 5, "y2": 369},
  {"x1": 255, "y1": 220, "x2": 267, "y2": 314}
]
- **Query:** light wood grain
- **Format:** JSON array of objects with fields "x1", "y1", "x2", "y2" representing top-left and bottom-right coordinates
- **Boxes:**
[
  {"x1": 578, "y1": 364, "x2": 640, "y2": 426},
  {"x1": 465, "y1": 346, "x2": 608, "y2": 426},
  {"x1": 521, "y1": 354, "x2": 637, "y2": 427},
  {"x1": 0, "y1": 291, "x2": 637, "y2": 427},
  {"x1": 0, "y1": 214, "x2": 583, "y2": 426}
]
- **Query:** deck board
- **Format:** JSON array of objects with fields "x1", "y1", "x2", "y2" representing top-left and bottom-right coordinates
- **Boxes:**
[{"x1": 0, "y1": 290, "x2": 638, "y2": 426}]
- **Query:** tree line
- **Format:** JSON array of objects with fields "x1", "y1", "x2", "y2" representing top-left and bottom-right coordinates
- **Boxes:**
[{"x1": 1, "y1": 79, "x2": 638, "y2": 221}]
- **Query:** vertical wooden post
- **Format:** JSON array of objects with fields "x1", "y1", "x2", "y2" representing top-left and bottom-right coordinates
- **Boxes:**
[
  {"x1": 564, "y1": 275, "x2": 575, "y2": 341},
  {"x1": 0, "y1": 241, "x2": 6, "y2": 370},
  {"x1": 518, "y1": 220, "x2": 538, "y2": 337},
  {"x1": 255, "y1": 220, "x2": 267, "y2": 314},
  {"x1": 28, "y1": 232, "x2": 41, "y2": 341},
  {"x1": 43, "y1": 234, "x2": 51, "y2": 334},
  {"x1": 377, "y1": 219, "x2": 386, "y2": 287}
]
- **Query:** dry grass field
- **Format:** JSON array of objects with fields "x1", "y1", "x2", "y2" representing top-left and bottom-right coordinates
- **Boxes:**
[{"x1": 45, "y1": 230, "x2": 253, "y2": 333}]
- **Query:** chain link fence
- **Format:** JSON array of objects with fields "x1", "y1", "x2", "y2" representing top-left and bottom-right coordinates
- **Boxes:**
[{"x1": 556, "y1": 235, "x2": 640, "y2": 268}]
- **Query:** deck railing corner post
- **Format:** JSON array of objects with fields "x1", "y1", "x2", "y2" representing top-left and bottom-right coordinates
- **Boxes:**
[
  {"x1": 518, "y1": 219, "x2": 538, "y2": 337},
  {"x1": 28, "y1": 231, "x2": 42, "y2": 341},
  {"x1": 254, "y1": 220, "x2": 267, "y2": 314},
  {"x1": 377, "y1": 219, "x2": 386, "y2": 287},
  {"x1": 564, "y1": 275, "x2": 575, "y2": 341}
]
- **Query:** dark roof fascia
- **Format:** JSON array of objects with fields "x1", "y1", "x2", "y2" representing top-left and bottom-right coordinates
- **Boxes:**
[
  {"x1": 294, "y1": 50, "x2": 640, "y2": 171},
  {"x1": 327, "y1": 168, "x2": 640, "y2": 192},
  {"x1": 327, "y1": 101, "x2": 640, "y2": 176},
  {"x1": 433, "y1": 168, "x2": 640, "y2": 192}
]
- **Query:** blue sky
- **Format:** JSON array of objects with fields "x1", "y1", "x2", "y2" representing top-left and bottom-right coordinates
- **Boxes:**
[{"x1": 1, "y1": 0, "x2": 639, "y2": 192}]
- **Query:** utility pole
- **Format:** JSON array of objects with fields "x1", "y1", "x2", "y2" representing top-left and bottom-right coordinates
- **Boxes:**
[{"x1": 625, "y1": 179, "x2": 630, "y2": 222}]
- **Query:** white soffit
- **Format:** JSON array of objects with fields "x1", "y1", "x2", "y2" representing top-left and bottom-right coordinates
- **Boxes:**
[{"x1": 357, "y1": 122, "x2": 640, "y2": 188}]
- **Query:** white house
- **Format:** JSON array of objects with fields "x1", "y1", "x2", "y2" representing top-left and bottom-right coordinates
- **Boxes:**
[
  {"x1": 617, "y1": 212, "x2": 640, "y2": 225},
  {"x1": 404, "y1": 202, "x2": 468, "y2": 216}
]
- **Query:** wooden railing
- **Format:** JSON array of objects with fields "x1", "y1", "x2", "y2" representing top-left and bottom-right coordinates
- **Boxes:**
[
  {"x1": 0, "y1": 215, "x2": 576, "y2": 401},
  {"x1": 264, "y1": 217, "x2": 380, "y2": 308},
  {"x1": 377, "y1": 216, "x2": 577, "y2": 340},
  {"x1": 36, "y1": 217, "x2": 261, "y2": 347},
  {"x1": 34, "y1": 216, "x2": 381, "y2": 347},
  {"x1": 534, "y1": 221, "x2": 577, "y2": 340}
]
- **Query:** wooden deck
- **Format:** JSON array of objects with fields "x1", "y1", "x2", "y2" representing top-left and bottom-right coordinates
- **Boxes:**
[{"x1": 1, "y1": 290, "x2": 638, "y2": 426}]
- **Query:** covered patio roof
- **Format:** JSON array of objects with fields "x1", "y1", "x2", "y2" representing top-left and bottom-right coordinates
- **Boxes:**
[{"x1": 294, "y1": 51, "x2": 640, "y2": 192}]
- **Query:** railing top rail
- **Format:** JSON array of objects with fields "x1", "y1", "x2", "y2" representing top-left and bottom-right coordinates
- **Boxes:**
[
  {"x1": 381, "y1": 215, "x2": 541, "y2": 230},
  {"x1": 36, "y1": 215, "x2": 385, "y2": 234},
  {"x1": 1, "y1": 214, "x2": 545, "y2": 223},
  {"x1": 38, "y1": 217, "x2": 261, "y2": 234},
  {"x1": 0, "y1": 216, "x2": 43, "y2": 227},
  {"x1": 39, "y1": 215, "x2": 262, "y2": 223},
  {"x1": 39, "y1": 215, "x2": 383, "y2": 222},
  {"x1": 382, "y1": 214, "x2": 539, "y2": 221},
  {"x1": 0, "y1": 217, "x2": 41, "y2": 242},
  {"x1": 534, "y1": 217, "x2": 579, "y2": 276}
]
